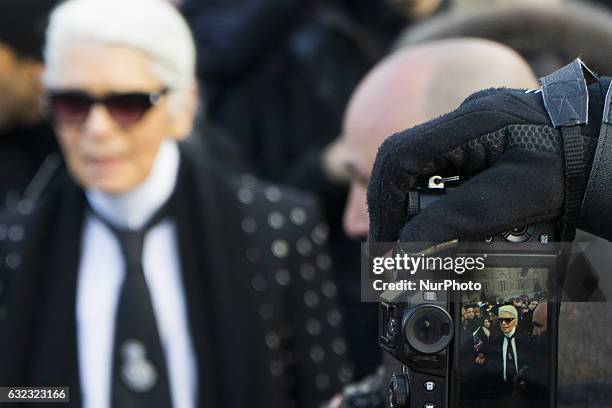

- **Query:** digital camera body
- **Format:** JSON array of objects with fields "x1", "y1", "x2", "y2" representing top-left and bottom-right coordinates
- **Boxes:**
[{"x1": 378, "y1": 175, "x2": 564, "y2": 408}]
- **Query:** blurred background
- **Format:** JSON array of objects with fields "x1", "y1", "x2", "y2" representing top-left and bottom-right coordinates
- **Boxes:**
[{"x1": 1, "y1": 0, "x2": 612, "y2": 401}]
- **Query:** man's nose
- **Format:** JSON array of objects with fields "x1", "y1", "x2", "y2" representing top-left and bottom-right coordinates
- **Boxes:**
[
  {"x1": 83, "y1": 104, "x2": 115, "y2": 139},
  {"x1": 343, "y1": 185, "x2": 369, "y2": 239}
]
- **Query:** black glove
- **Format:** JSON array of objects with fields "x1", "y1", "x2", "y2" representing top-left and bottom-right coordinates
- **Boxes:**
[{"x1": 367, "y1": 77, "x2": 611, "y2": 245}]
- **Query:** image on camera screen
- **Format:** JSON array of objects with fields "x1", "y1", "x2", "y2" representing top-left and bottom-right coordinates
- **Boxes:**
[{"x1": 457, "y1": 267, "x2": 552, "y2": 408}]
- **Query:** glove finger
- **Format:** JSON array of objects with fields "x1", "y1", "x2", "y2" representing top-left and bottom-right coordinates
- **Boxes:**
[
  {"x1": 367, "y1": 88, "x2": 550, "y2": 244},
  {"x1": 398, "y1": 149, "x2": 564, "y2": 243}
]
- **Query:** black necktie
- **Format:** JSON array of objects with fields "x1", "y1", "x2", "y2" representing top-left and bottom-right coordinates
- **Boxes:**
[
  {"x1": 89, "y1": 201, "x2": 174, "y2": 408},
  {"x1": 505, "y1": 335, "x2": 517, "y2": 382}
]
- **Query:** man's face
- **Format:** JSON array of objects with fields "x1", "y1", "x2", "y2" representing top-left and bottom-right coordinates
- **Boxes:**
[
  {"x1": 499, "y1": 311, "x2": 518, "y2": 334},
  {"x1": 337, "y1": 79, "x2": 424, "y2": 239},
  {"x1": 532, "y1": 303, "x2": 548, "y2": 337},
  {"x1": 528, "y1": 300, "x2": 539, "y2": 311},
  {"x1": 473, "y1": 308, "x2": 481, "y2": 318},
  {"x1": 465, "y1": 308, "x2": 474, "y2": 320},
  {"x1": 46, "y1": 42, "x2": 178, "y2": 194}
]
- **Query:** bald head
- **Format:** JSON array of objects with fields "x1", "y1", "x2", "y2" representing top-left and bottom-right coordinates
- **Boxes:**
[{"x1": 338, "y1": 38, "x2": 537, "y2": 238}]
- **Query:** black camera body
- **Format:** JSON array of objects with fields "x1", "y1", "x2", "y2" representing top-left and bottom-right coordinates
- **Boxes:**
[{"x1": 378, "y1": 175, "x2": 562, "y2": 408}]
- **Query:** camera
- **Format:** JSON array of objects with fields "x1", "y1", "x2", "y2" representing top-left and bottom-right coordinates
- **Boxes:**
[{"x1": 378, "y1": 175, "x2": 564, "y2": 408}]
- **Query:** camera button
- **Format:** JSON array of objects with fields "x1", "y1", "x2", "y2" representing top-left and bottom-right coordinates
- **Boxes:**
[
  {"x1": 423, "y1": 381, "x2": 436, "y2": 392},
  {"x1": 424, "y1": 403, "x2": 435, "y2": 408}
]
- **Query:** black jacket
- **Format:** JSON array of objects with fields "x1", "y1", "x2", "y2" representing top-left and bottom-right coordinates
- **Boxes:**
[{"x1": 0, "y1": 139, "x2": 351, "y2": 407}]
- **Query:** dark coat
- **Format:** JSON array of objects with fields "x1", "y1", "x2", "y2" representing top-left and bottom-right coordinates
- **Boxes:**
[
  {"x1": 0, "y1": 121, "x2": 58, "y2": 208},
  {"x1": 0, "y1": 139, "x2": 352, "y2": 408},
  {"x1": 180, "y1": 2, "x2": 404, "y2": 377},
  {"x1": 472, "y1": 330, "x2": 538, "y2": 401}
]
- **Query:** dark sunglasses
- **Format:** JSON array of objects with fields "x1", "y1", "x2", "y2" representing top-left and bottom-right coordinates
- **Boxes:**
[
  {"x1": 499, "y1": 318, "x2": 516, "y2": 324},
  {"x1": 47, "y1": 88, "x2": 169, "y2": 127}
]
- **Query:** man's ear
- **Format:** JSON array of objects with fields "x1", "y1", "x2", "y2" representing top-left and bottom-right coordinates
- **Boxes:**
[{"x1": 168, "y1": 83, "x2": 198, "y2": 140}]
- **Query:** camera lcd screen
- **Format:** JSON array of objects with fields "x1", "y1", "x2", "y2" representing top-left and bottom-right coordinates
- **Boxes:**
[{"x1": 456, "y1": 267, "x2": 552, "y2": 408}]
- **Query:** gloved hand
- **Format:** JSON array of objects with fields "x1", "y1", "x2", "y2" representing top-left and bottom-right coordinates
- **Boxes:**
[{"x1": 367, "y1": 77, "x2": 611, "y2": 245}]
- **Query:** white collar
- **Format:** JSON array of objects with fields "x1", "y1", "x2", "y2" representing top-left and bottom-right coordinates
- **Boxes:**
[
  {"x1": 86, "y1": 140, "x2": 180, "y2": 230},
  {"x1": 504, "y1": 327, "x2": 516, "y2": 338}
]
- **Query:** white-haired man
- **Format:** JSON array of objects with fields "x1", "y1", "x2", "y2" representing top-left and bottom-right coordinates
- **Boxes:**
[
  {"x1": 0, "y1": 1, "x2": 350, "y2": 407},
  {"x1": 473, "y1": 304, "x2": 539, "y2": 402}
]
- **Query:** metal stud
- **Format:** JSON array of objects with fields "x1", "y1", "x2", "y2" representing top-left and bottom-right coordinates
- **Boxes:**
[
  {"x1": 251, "y1": 275, "x2": 267, "y2": 292},
  {"x1": 311, "y1": 223, "x2": 329, "y2": 245},
  {"x1": 309, "y1": 345, "x2": 325, "y2": 364},
  {"x1": 265, "y1": 332, "x2": 281, "y2": 350},
  {"x1": 321, "y1": 280, "x2": 337, "y2": 298},
  {"x1": 304, "y1": 290, "x2": 320, "y2": 308},
  {"x1": 17, "y1": 199, "x2": 35, "y2": 215},
  {"x1": 241, "y1": 173, "x2": 257, "y2": 189},
  {"x1": 271, "y1": 240, "x2": 289, "y2": 258},
  {"x1": 8, "y1": 225, "x2": 25, "y2": 242},
  {"x1": 306, "y1": 318, "x2": 322, "y2": 336},
  {"x1": 274, "y1": 269, "x2": 291, "y2": 286},
  {"x1": 296, "y1": 238, "x2": 313, "y2": 256},
  {"x1": 327, "y1": 309, "x2": 342, "y2": 327},
  {"x1": 270, "y1": 360, "x2": 284, "y2": 377},
  {"x1": 299, "y1": 264, "x2": 316, "y2": 281},
  {"x1": 268, "y1": 212, "x2": 285, "y2": 230},
  {"x1": 265, "y1": 186, "x2": 282, "y2": 203},
  {"x1": 315, "y1": 373, "x2": 330, "y2": 391},
  {"x1": 241, "y1": 217, "x2": 257, "y2": 234},
  {"x1": 237, "y1": 188, "x2": 254, "y2": 204},
  {"x1": 316, "y1": 253, "x2": 332, "y2": 271},
  {"x1": 332, "y1": 338, "x2": 347, "y2": 356},
  {"x1": 5, "y1": 253, "x2": 21, "y2": 270},
  {"x1": 338, "y1": 366, "x2": 354, "y2": 383},
  {"x1": 289, "y1": 207, "x2": 307, "y2": 225}
]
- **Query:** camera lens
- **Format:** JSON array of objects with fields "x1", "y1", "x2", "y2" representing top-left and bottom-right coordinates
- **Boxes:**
[
  {"x1": 403, "y1": 305, "x2": 453, "y2": 354},
  {"x1": 414, "y1": 316, "x2": 441, "y2": 345}
]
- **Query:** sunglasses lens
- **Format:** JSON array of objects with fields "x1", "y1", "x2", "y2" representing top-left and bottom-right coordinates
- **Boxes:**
[
  {"x1": 50, "y1": 93, "x2": 92, "y2": 124},
  {"x1": 106, "y1": 94, "x2": 152, "y2": 126}
]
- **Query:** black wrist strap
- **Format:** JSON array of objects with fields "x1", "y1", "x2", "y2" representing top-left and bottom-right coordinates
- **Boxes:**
[
  {"x1": 580, "y1": 82, "x2": 612, "y2": 239},
  {"x1": 540, "y1": 58, "x2": 595, "y2": 242}
]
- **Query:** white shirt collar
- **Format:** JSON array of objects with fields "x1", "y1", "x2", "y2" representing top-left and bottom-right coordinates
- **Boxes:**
[
  {"x1": 504, "y1": 327, "x2": 517, "y2": 338},
  {"x1": 86, "y1": 140, "x2": 180, "y2": 230}
]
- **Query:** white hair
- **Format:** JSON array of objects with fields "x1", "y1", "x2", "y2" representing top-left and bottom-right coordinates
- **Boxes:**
[
  {"x1": 498, "y1": 305, "x2": 518, "y2": 319},
  {"x1": 43, "y1": 0, "x2": 196, "y2": 89}
]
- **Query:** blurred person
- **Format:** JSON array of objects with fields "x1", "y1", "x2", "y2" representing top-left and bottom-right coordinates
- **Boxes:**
[
  {"x1": 474, "y1": 318, "x2": 496, "y2": 347},
  {"x1": 0, "y1": 1, "x2": 59, "y2": 208},
  {"x1": 327, "y1": 38, "x2": 537, "y2": 407},
  {"x1": 0, "y1": 1, "x2": 352, "y2": 407},
  {"x1": 474, "y1": 305, "x2": 536, "y2": 402},
  {"x1": 532, "y1": 302, "x2": 547, "y2": 338},
  {"x1": 329, "y1": 38, "x2": 537, "y2": 239},
  {"x1": 394, "y1": 0, "x2": 612, "y2": 76},
  {"x1": 180, "y1": 0, "x2": 409, "y2": 378}
]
